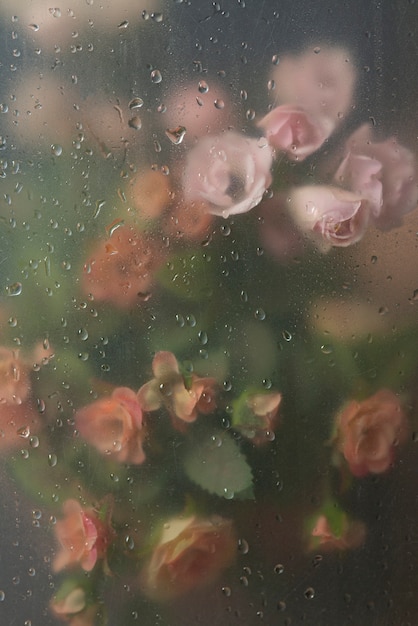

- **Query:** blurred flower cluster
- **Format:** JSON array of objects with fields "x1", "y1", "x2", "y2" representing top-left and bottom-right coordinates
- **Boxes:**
[{"x1": 0, "y1": 5, "x2": 417, "y2": 624}]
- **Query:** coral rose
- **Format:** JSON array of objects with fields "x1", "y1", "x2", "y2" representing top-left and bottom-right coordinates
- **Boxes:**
[
  {"x1": 233, "y1": 391, "x2": 282, "y2": 445},
  {"x1": 310, "y1": 513, "x2": 366, "y2": 552},
  {"x1": 53, "y1": 499, "x2": 114, "y2": 573},
  {"x1": 289, "y1": 184, "x2": 370, "y2": 248},
  {"x1": 335, "y1": 389, "x2": 407, "y2": 477},
  {"x1": 137, "y1": 351, "x2": 216, "y2": 424},
  {"x1": 343, "y1": 124, "x2": 418, "y2": 230},
  {"x1": 82, "y1": 225, "x2": 166, "y2": 309},
  {"x1": 75, "y1": 387, "x2": 146, "y2": 465},
  {"x1": 182, "y1": 132, "x2": 273, "y2": 218},
  {"x1": 141, "y1": 515, "x2": 236, "y2": 600},
  {"x1": 258, "y1": 105, "x2": 334, "y2": 161}
]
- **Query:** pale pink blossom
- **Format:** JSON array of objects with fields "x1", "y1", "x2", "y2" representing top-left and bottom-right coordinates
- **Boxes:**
[
  {"x1": 137, "y1": 351, "x2": 216, "y2": 424},
  {"x1": 289, "y1": 185, "x2": 370, "y2": 248},
  {"x1": 334, "y1": 152, "x2": 383, "y2": 218},
  {"x1": 53, "y1": 499, "x2": 114, "y2": 573},
  {"x1": 258, "y1": 105, "x2": 334, "y2": 161},
  {"x1": 335, "y1": 389, "x2": 408, "y2": 477},
  {"x1": 343, "y1": 124, "x2": 418, "y2": 229},
  {"x1": 140, "y1": 515, "x2": 236, "y2": 600},
  {"x1": 183, "y1": 132, "x2": 273, "y2": 218},
  {"x1": 310, "y1": 514, "x2": 366, "y2": 551},
  {"x1": 75, "y1": 387, "x2": 146, "y2": 465},
  {"x1": 271, "y1": 45, "x2": 357, "y2": 124}
]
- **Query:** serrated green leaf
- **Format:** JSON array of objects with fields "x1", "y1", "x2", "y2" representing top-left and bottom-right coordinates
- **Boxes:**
[{"x1": 183, "y1": 430, "x2": 254, "y2": 499}]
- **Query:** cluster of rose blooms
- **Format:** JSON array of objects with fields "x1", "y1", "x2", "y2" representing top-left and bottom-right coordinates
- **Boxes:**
[{"x1": 0, "y1": 342, "x2": 409, "y2": 622}]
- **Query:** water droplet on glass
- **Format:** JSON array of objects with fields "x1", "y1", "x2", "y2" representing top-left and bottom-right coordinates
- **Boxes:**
[
  {"x1": 238, "y1": 538, "x2": 249, "y2": 554},
  {"x1": 129, "y1": 97, "x2": 144, "y2": 110},
  {"x1": 48, "y1": 453, "x2": 57, "y2": 467},
  {"x1": 320, "y1": 344, "x2": 333, "y2": 355},
  {"x1": 198, "y1": 80, "x2": 209, "y2": 93},
  {"x1": 272, "y1": 53, "x2": 280, "y2": 65},
  {"x1": 28, "y1": 23, "x2": 39, "y2": 31},
  {"x1": 277, "y1": 600, "x2": 286, "y2": 611},
  {"x1": 267, "y1": 79, "x2": 275, "y2": 91},
  {"x1": 222, "y1": 586, "x2": 232, "y2": 597},
  {"x1": 304, "y1": 587, "x2": 315, "y2": 599},
  {"x1": 0, "y1": 591, "x2": 5, "y2": 601},
  {"x1": 151, "y1": 12, "x2": 163, "y2": 22},
  {"x1": 51, "y1": 144, "x2": 62, "y2": 157},
  {"x1": 128, "y1": 116, "x2": 142, "y2": 130},
  {"x1": 7, "y1": 282, "x2": 22, "y2": 296},
  {"x1": 165, "y1": 126, "x2": 187, "y2": 145},
  {"x1": 371, "y1": 255, "x2": 378, "y2": 264},
  {"x1": 125, "y1": 535, "x2": 135, "y2": 550},
  {"x1": 282, "y1": 330, "x2": 292, "y2": 341},
  {"x1": 78, "y1": 328, "x2": 89, "y2": 341},
  {"x1": 198, "y1": 331, "x2": 208, "y2": 345},
  {"x1": 118, "y1": 20, "x2": 129, "y2": 29},
  {"x1": 17, "y1": 426, "x2": 30, "y2": 438},
  {"x1": 150, "y1": 69, "x2": 162, "y2": 83},
  {"x1": 274, "y1": 563, "x2": 284, "y2": 574},
  {"x1": 29, "y1": 436, "x2": 39, "y2": 448},
  {"x1": 214, "y1": 99, "x2": 225, "y2": 109},
  {"x1": 254, "y1": 308, "x2": 266, "y2": 321}
]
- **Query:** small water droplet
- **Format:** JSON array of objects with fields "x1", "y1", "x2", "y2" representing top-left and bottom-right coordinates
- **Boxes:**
[
  {"x1": 118, "y1": 20, "x2": 129, "y2": 29},
  {"x1": 320, "y1": 344, "x2": 333, "y2": 355},
  {"x1": 125, "y1": 535, "x2": 135, "y2": 550},
  {"x1": 0, "y1": 591, "x2": 5, "y2": 601},
  {"x1": 198, "y1": 80, "x2": 209, "y2": 93},
  {"x1": 371, "y1": 255, "x2": 378, "y2": 264},
  {"x1": 238, "y1": 538, "x2": 249, "y2": 554},
  {"x1": 165, "y1": 126, "x2": 187, "y2": 145},
  {"x1": 214, "y1": 99, "x2": 225, "y2": 109},
  {"x1": 129, "y1": 97, "x2": 144, "y2": 110},
  {"x1": 51, "y1": 144, "x2": 62, "y2": 156},
  {"x1": 274, "y1": 563, "x2": 284, "y2": 574},
  {"x1": 254, "y1": 308, "x2": 266, "y2": 321},
  {"x1": 128, "y1": 116, "x2": 142, "y2": 130},
  {"x1": 7, "y1": 282, "x2": 22, "y2": 296},
  {"x1": 272, "y1": 54, "x2": 280, "y2": 65},
  {"x1": 222, "y1": 586, "x2": 232, "y2": 596},
  {"x1": 17, "y1": 426, "x2": 30, "y2": 439},
  {"x1": 198, "y1": 330, "x2": 208, "y2": 345},
  {"x1": 151, "y1": 12, "x2": 163, "y2": 22},
  {"x1": 78, "y1": 328, "x2": 89, "y2": 341},
  {"x1": 282, "y1": 330, "x2": 292, "y2": 341},
  {"x1": 28, "y1": 23, "x2": 39, "y2": 31},
  {"x1": 150, "y1": 69, "x2": 162, "y2": 83},
  {"x1": 412, "y1": 289, "x2": 418, "y2": 301},
  {"x1": 48, "y1": 453, "x2": 57, "y2": 467},
  {"x1": 304, "y1": 587, "x2": 315, "y2": 599}
]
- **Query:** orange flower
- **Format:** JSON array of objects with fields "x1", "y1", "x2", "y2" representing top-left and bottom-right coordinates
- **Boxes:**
[
  {"x1": 310, "y1": 514, "x2": 366, "y2": 552},
  {"x1": 129, "y1": 170, "x2": 172, "y2": 220},
  {"x1": 162, "y1": 199, "x2": 214, "y2": 243},
  {"x1": 53, "y1": 499, "x2": 114, "y2": 573},
  {"x1": 137, "y1": 351, "x2": 216, "y2": 424},
  {"x1": 75, "y1": 387, "x2": 146, "y2": 465},
  {"x1": 82, "y1": 225, "x2": 166, "y2": 309},
  {"x1": 335, "y1": 389, "x2": 407, "y2": 477},
  {"x1": 141, "y1": 515, "x2": 236, "y2": 600}
]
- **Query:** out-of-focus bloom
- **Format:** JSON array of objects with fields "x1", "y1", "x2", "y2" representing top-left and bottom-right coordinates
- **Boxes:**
[
  {"x1": 53, "y1": 499, "x2": 114, "y2": 573},
  {"x1": 334, "y1": 152, "x2": 383, "y2": 218},
  {"x1": 162, "y1": 198, "x2": 215, "y2": 242},
  {"x1": 258, "y1": 105, "x2": 334, "y2": 161},
  {"x1": 289, "y1": 185, "x2": 370, "y2": 248},
  {"x1": 75, "y1": 387, "x2": 146, "y2": 465},
  {"x1": 50, "y1": 588, "x2": 99, "y2": 626},
  {"x1": 141, "y1": 515, "x2": 236, "y2": 600},
  {"x1": 82, "y1": 225, "x2": 166, "y2": 309},
  {"x1": 137, "y1": 351, "x2": 216, "y2": 424},
  {"x1": 334, "y1": 389, "x2": 408, "y2": 477},
  {"x1": 183, "y1": 132, "x2": 273, "y2": 218},
  {"x1": 342, "y1": 124, "x2": 418, "y2": 230},
  {"x1": 310, "y1": 513, "x2": 366, "y2": 552},
  {"x1": 270, "y1": 45, "x2": 357, "y2": 124},
  {"x1": 0, "y1": 347, "x2": 30, "y2": 405},
  {"x1": 233, "y1": 391, "x2": 282, "y2": 445},
  {"x1": 129, "y1": 169, "x2": 172, "y2": 220}
]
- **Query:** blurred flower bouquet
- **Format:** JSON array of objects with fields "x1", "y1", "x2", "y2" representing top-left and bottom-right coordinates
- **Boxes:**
[{"x1": 1, "y1": 5, "x2": 418, "y2": 623}]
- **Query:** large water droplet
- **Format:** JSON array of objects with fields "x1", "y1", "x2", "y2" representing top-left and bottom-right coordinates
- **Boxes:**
[
  {"x1": 165, "y1": 126, "x2": 187, "y2": 145},
  {"x1": 7, "y1": 282, "x2": 22, "y2": 296},
  {"x1": 150, "y1": 69, "x2": 162, "y2": 83},
  {"x1": 128, "y1": 116, "x2": 142, "y2": 130}
]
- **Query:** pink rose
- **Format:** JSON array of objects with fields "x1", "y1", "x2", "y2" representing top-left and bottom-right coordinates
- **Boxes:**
[
  {"x1": 343, "y1": 124, "x2": 418, "y2": 229},
  {"x1": 289, "y1": 185, "x2": 370, "y2": 248},
  {"x1": 82, "y1": 225, "x2": 166, "y2": 309},
  {"x1": 258, "y1": 105, "x2": 334, "y2": 161},
  {"x1": 75, "y1": 387, "x2": 146, "y2": 465},
  {"x1": 140, "y1": 515, "x2": 236, "y2": 600},
  {"x1": 53, "y1": 499, "x2": 114, "y2": 573},
  {"x1": 310, "y1": 514, "x2": 366, "y2": 552},
  {"x1": 183, "y1": 132, "x2": 273, "y2": 218},
  {"x1": 137, "y1": 351, "x2": 216, "y2": 425},
  {"x1": 270, "y1": 45, "x2": 357, "y2": 124},
  {"x1": 335, "y1": 389, "x2": 408, "y2": 477},
  {"x1": 334, "y1": 151, "x2": 383, "y2": 218}
]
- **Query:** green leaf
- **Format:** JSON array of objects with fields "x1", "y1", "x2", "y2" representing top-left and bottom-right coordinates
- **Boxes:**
[{"x1": 183, "y1": 430, "x2": 254, "y2": 499}]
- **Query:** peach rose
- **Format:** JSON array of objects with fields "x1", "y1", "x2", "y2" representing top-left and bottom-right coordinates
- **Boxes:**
[
  {"x1": 258, "y1": 105, "x2": 334, "y2": 161},
  {"x1": 270, "y1": 44, "x2": 357, "y2": 124},
  {"x1": 75, "y1": 387, "x2": 146, "y2": 465},
  {"x1": 82, "y1": 225, "x2": 166, "y2": 309},
  {"x1": 162, "y1": 198, "x2": 215, "y2": 243},
  {"x1": 310, "y1": 514, "x2": 366, "y2": 551},
  {"x1": 289, "y1": 184, "x2": 370, "y2": 248},
  {"x1": 343, "y1": 124, "x2": 418, "y2": 230},
  {"x1": 335, "y1": 389, "x2": 408, "y2": 477},
  {"x1": 141, "y1": 515, "x2": 236, "y2": 600},
  {"x1": 53, "y1": 499, "x2": 114, "y2": 573},
  {"x1": 129, "y1": 169, "x2": 172, "y2": 220},
  {"x1": 137, "y1": 351, "x2": 216, "y2": 424},
  {"x1": 182, "y1": 132, "x2": 273, "y2": 218}
]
